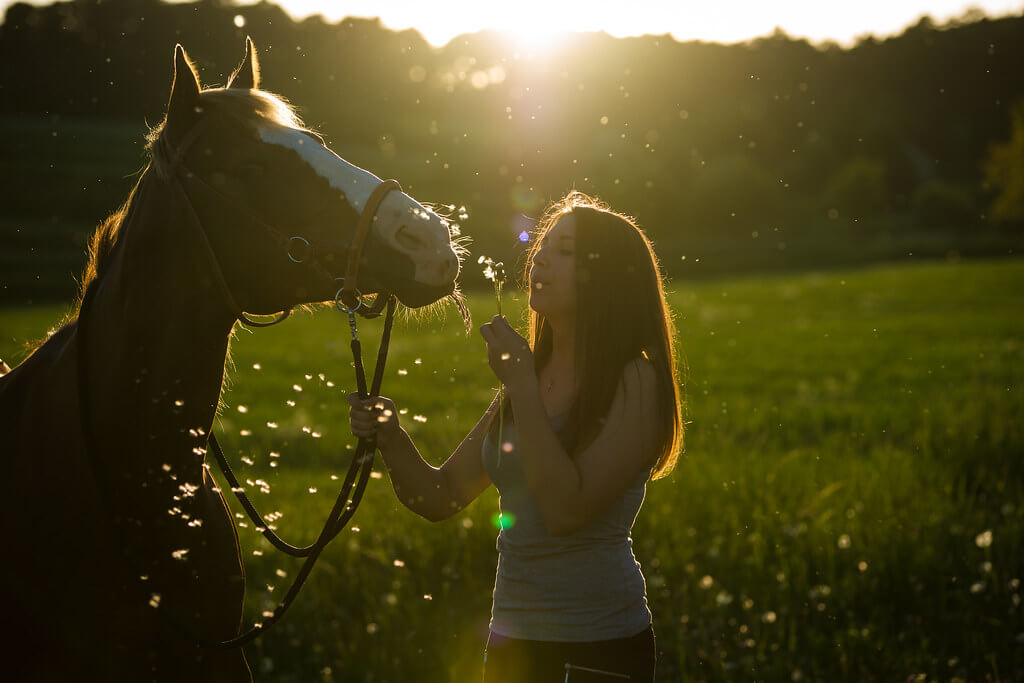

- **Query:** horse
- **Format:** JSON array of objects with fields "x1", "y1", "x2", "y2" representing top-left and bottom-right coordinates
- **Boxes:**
[{"x1": 0, "y1": 39, "x2": 463, "y2": 681}]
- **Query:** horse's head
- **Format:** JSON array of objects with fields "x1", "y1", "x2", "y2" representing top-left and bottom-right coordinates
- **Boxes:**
[{"x1": 154, "y1": 39, "x2": 461, "y2": 312}]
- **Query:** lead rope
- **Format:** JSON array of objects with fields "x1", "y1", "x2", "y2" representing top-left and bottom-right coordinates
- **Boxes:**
[
  {"x1": 207, "y1": 294, "x2": 395, "y2": 556},
  {"x1": 75, "y1": 274, "x2": 396, "y2": 649}
]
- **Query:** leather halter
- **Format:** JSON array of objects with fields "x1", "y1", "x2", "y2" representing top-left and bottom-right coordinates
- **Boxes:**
[{"x1": 154, "y1": 117, "x2": 402, "y2": 321}]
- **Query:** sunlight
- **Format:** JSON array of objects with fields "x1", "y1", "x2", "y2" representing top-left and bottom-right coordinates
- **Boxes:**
[{"x1": 213, "y1": 0, "x2": 1024, "y2": 48}]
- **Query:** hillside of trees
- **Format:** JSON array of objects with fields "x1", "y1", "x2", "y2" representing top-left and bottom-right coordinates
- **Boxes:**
[{"x1": 1, "y1": 0, "x2": 1023, "y2": 301}]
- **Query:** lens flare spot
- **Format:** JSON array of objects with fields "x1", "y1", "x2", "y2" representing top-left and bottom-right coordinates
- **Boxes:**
[{"x1": 491, "y1": 512, "x2": 516, "y2": 530}]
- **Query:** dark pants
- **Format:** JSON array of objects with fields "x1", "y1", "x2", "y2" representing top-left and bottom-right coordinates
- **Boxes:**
[{"x1": 483, "y1": 624, "x2": 655, "y2": 682}]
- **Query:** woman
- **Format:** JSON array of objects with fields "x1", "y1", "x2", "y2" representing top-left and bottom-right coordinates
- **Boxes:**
[{"x1": 348, "y1": 191, "x2": 683, "y2": 681}]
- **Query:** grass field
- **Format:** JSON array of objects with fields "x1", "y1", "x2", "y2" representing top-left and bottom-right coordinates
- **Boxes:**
[{"x1": 1, "y1": 258, "x2": 1022, "y2": 682}]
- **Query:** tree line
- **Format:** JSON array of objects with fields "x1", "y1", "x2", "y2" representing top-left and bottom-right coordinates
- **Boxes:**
[{"x1": 1, "y1": 0, "x2": 1023, "y2": 300}]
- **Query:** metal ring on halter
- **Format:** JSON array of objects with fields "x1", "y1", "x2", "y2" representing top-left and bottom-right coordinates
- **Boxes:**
[
  {"x1": 334, "y1": 281, "x2": 363, "y2": 314},
  {"x1": 287, "y1": 236, "x2": 311, "y2": 263}
]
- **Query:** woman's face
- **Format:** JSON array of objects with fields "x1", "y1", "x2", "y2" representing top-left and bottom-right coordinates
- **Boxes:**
[{"x1": 528, "y1": 213, "x2": 577, "y2": 319}]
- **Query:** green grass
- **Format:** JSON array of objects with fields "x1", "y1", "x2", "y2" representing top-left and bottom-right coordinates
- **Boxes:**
[{"x1": 2, "y1": 258, "x2": 1022, "y2": 682}]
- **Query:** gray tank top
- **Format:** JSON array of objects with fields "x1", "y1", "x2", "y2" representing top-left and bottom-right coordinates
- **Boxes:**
[{"x1": 481, "y1": 413, "x2": 652, "y2": 642}]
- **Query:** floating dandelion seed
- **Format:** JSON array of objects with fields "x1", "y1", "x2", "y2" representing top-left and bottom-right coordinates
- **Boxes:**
[
  {"x1": 237, "y1": 405, "x2": 248, "y2": 414},
  {"x1": 762, "y1": 611, "x2": 777, "y2": 623},
  {"x1": 241, "y1": 457, "x2": 254, "y2": 466},
  {"x1": 398, "y1": 369, "x2": 408, "y2": 375},
  {"x1": 239, "y1": 429, "x2": 251, "y2": 437},
  {"x1": 699, "y1": 575, "x2": 714, "y2": 589},
  {"x1": 253, "y1": 550, "x2": 263, "y2": 556},
  {"x1": 414, "y1": 358, "x2": 422, "y2": 365},
  {"x1": 423, "y1": 594, "x2": 433, "y2": 600},
  {"x1": 399, "y1": 408, "x2": 408, "y2": 415},
  {"x1": 308, "y1": 487, "x2": 318, "y2": 494},
  {"x1": 286, "y1": 400, "x2": 295, "y2": 407},
  {"x1": 275, "y1": 569, "x2": 287, "y2": 578},
  {"x1": 252, "y1": 363, "x2": 261, "y2": 370},
  {"x1": 311, "y1": 431, "x2": 321, "y2": 438},
  {"x1": 393, "y1": 560, "x2": 405, "y2": 567},
  {"x1": 149, "y1": 593, "x2": 161, "y2": 608},
  {"x1": 976, "y1": 530, "x2": 993, "y2": 548},
  {"x1": 413, "y1": 415, "x2": 427, "y2": 423},
  {"x1": 267, "y1": 422, "x2": 278, "y2": 429},
  {"x1": 171, "y1": 549, "x2": 189, "y2": 560},
  {"x1": 837, "y1": 534, "x2": 851, "y2": 549},
  {"x1": 292, "y1": 384, "x2": 303, "y2": 392}
]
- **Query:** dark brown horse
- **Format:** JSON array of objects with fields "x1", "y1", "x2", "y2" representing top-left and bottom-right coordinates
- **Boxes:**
[{"x1": 0, "y1": 40, "x2": 462, "y2": 681}]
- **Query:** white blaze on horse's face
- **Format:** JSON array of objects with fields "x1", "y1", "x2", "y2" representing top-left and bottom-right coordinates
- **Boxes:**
[{"x1": 256, "y1": 124, "x2": 458, "y2": 289}]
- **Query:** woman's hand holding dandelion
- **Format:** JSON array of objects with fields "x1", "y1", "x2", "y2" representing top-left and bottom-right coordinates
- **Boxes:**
[{"x1": 479, "y1": 315, "x2": 535, "y2": 391}]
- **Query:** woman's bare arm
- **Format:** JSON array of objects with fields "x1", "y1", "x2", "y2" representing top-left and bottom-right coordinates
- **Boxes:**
[{"x1": 349, "y1": 392, "x2": 499, "y2": 522}]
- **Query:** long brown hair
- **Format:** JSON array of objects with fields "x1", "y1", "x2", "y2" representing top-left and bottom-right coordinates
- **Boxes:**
[{"x1": 491, "y1": 191, "x2": 684, "y2": 480}]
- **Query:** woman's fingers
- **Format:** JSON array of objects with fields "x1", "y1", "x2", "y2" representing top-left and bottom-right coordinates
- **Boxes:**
[{"x1": 346, "y1": 392, "x2": 401, "y2": 440}]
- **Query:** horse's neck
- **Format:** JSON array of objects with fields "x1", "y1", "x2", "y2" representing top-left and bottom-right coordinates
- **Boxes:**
[{"x1": 79, "y1": 168, "x2": 238, "y2": 477}]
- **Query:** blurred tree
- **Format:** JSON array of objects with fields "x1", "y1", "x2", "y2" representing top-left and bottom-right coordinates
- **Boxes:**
[
  {"x1": 911, "y1": 181, "x2": 977, "y2": 231},
  {"x1": 983, "y1": 99, "x2": 1024, "y2": 225},
  {"x1": 823, "y1": 156, "x2": 887, "y2": 223}
]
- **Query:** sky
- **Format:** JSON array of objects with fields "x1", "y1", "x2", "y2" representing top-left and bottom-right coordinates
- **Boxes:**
[{"x1": 4, "y1": 0, "x2": 1023, "y2": 47}]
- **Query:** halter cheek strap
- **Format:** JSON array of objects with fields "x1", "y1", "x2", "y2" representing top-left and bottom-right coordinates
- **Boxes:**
[{"x1": 338, "y1": 178, "x2": 403, "y2": 312}]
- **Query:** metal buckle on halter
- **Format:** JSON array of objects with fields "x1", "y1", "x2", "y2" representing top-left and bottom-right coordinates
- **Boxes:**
[
  {"x1": 287, "y1": 236, "x2": 311, "y2": 263},
  {"x1": 334, "y1": 277, "x2": 362, "y2": 315}
]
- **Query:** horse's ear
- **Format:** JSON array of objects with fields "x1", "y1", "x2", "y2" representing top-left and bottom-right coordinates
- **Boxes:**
[
  {"x1": 167, "y1": 44, "x2": 201, "y2": 124},
  {"x1": 227, "y1": 36, "x2": 260, "y2": 90}
]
